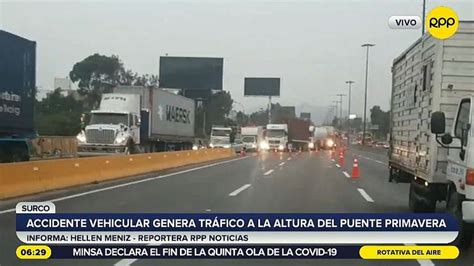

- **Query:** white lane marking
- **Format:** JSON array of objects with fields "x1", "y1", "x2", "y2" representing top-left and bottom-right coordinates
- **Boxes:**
[
  {"x1": 0, "y1": 156, "x2": 250, "y2": 215},
  {"x1": 114, "y1": 258, "x2": 138, "y2": 266},
  {"x1": 404, "y1": 244, "x2": 434, "y2": 266},
  {"x1": 279, "y1": 162, "x2": 285, "y2": 166},
  {"x1": 263, "y1": 169, "x2": 274, "y2": 176},
  {"x1": 287, "y1": 157, "x2": 292, "y2": 161},
  {"x1": 205, "y1": 209, "x2": 212, "y2": 212},
  {"x1": 342, "y1": 171, "x2": 351, "y2": 178},
  {"x1": 354, "y1": 153, "x2": 387, "y2": 165},
  {"x1": 357, "y1": 188, "x2": 374, "y2": 202},
  {"x1": 228, "y1": 184, "x2": 251, "y2": 197},
  {"x1": 335, "y1": 164, "x2": 340, "y2": 168},
  {"x1": 331, "y1": 159, "x2": 335, "y2": 162}
]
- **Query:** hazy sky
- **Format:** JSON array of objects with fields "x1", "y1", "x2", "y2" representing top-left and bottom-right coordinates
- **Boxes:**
[{"x1": 1, "y1": 0, "x2": 473, "y2": 123}]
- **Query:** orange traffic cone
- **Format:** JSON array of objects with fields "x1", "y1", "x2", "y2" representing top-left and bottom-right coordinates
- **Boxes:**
[
  {"x1": 338, "y1": 151, "x2": 345, "y2": 167},
  {"x1": 352, "y1": 158, "x2": 360, "y2": 179}
]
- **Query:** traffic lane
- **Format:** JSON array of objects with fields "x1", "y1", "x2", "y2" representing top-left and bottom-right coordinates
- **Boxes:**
[
  {"x1": 350, "y1": 145, "x2": 389, "y2": 164},
  {"x1": 341, "y1": 149, "x2": 408, "y2": 213},
  {"x1": 343, "y1": 149, "x2": 474, "y2": 264},
  {"x1": 134, "y1": 151, "x2": 416, "y2": 266},
  {"x1": 0, "y1": 154, "x2": 290, "y2": 266},
  {"x1": 214, "y1": 150, "x2": 374, "y2": 213}
]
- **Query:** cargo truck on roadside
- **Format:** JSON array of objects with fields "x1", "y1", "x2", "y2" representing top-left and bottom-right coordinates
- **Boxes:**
[
  {"x1": 262, "y1": 118, "x2": 311, "y2": 152},
  {"x1": 388, "y1": 21, "x2": 474, "y2": 247},
  {"x1": 77, "y1": 86, "x2": 195, "y2": 155},
  {"x1": 241, "y1": 126, "x2": 264, "y2": 152},
  {"x1": 0, "y1": 30, "x2": 36, "y2": 163}
]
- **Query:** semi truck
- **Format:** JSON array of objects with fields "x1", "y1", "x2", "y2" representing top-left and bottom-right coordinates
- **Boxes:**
[
  {"x1": 388, "y1": 21, "x2": 474, "y2": 247},
  {"x1": 0, "y1": 30, "x2": 36, "y2": 163},
  {"x1": 209, "y1": 126, "x2": 233, "y2": 149},
  {"x1": 262, "y1": 118, "x2": 311, "y2": 151},
  {"x1": 77, "y1": 86, "x2": 195, "y2": 155},
  {"x1": 241, "y1": 126, "x2": 264, "y2": 151},
  {"x1": 313, "y1": 126, "x2": 336, "y2": 150}
]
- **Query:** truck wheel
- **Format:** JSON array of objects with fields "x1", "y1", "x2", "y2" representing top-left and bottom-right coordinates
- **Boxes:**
[
  {"x1": 447, "y1": 190, "x2": 473, "y2": 249},
  {"x1": 409, "y1": 181, "x2": 436, "y2": 213}
]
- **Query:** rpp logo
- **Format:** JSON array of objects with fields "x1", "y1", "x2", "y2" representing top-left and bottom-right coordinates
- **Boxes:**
[
  {"x1": 429, "y1": 17, "x2": 455, "y2": 28},
  {"x1": 426, "y1": 6, "x2": 459, "y2": 39}
]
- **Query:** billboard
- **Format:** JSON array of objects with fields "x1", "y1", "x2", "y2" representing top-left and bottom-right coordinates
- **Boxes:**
[
  {"x1": 244, "y1": 77, "x2": 280, "y2": 96},
  {"x1": 159, "y1": 56, "x2": 223, "y2": 90},
  {"x1": 300, "y1": 112, "x2": 311, "y2": 120}
]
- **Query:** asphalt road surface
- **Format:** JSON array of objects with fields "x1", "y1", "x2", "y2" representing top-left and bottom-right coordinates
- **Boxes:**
[{"x1": 1, "y1": 147, "x2": 473, "y2": 266}]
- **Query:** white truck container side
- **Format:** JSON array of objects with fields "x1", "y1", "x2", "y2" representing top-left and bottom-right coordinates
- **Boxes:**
[
  {"x1": 389, "y1": 21, "x2": 474, "y2": 183},
  {"x1": 113, "y1": 86, "x2": 152, "y2": 110},
  {"x1": 151, "y1": 88, "x2": 195, "y2": 138},
  {"x1": 97, "y1": 94, "x2": 140, "y2": 115}
]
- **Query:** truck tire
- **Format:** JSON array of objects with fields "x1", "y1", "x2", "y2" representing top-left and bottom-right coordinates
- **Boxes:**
[
  {"x1": 447, "y1": 190, "x2": 473, "y2": 249},
  {"x1": 409, "y1": 181, "x2": 436, "y2": 213}
]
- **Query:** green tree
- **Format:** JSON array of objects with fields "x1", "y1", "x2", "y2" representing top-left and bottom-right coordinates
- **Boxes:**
[
  {"x1": 249, "y1": 109, "x2": 268, "y2": 126},
  {"x1": 370, "y1": 105, "x2": 390, "y2": 139},
  {"x1": 204, "y1": 91, "x2": 233, "y2": 133},
  {"x1": 69, "y1": 54, "x2": 124, "y2": 108},
  {"x1": 234, "y1": 111, "x2": 250, "y2": 126},
  {"x1": 35, "y1": 89, "x2": 86, "y2": 135}
]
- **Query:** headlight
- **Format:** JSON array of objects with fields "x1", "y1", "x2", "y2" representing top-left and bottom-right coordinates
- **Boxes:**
[
  {"x1": 192, "y1": 145, "x2": 198, "y2": 150},
  {"x1": 309, "y1": 142, "x2": 314, "y2": 149},
  {"x1": 278, "y1": 144, "x2": 285, "y2": 151},
  {"x1": 251, "y1": 143, "x2": 256, "y2": 148},
  {"x1": 209, "y1": 143, "x2": 214, "y2": 148},
  {"x1": 260, "y1": 142, "x2": 269, "y2": 150},
  {"x1": 326, "y1": 139, "x2": 334, "y2": 147},
  {"x1": 76, "y1": 131, "x2": 86, "y2": 143},
  {"x1": 114, "y1": 134, "x2": 128, "y2": 144},
  {"x1": 223, "y1": 144, "x2": 231, "y2": 148}
]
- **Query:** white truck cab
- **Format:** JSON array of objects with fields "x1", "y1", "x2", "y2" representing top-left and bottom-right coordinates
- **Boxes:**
[
  {"x1": 431, "y1": 96, "x2": 474, "y2": 247},
  {"x1": 77, "y1": 94, "x2": 141, "y2": 155},
  {"x1": 209, "y1": 126, "x2": 233, "y2": 149},
  {"x1": 262, "y1": 124, "x2": 288, "y2": 151},
  {"x1": 241, "y1": 126, "x2": 264, "y2": 151}
]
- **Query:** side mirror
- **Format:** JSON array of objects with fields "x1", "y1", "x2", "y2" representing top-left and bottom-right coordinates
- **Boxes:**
[
  {"x1": 441, "y1": 133, "x2": 453, "y2": 145},
  {"x1": 431, "y1": 111, "x2": 446, "y2": 134}
]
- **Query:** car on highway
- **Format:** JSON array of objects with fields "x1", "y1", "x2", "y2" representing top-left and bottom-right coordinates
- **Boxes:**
[
  {"x1": 231, "y1": 138, "x2": 244, "y2": 153},
  {"x1": 375, "y1": 141, "x2": 389, "y2": 149}
]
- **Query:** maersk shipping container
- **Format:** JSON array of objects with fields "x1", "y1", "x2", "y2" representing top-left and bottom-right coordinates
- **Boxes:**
[
  {"x1": 114, "y1": 86, "x2": 195, "y2": 139},
  {"x1": 389, "y1": 21, "x2": 474, "y2": 182},
  {"x1": 150, "y1": 89, "x2": 195, "y2": 139},
  {"x1": 0, "y1": 30, "x2": 36, "y2": 135}
]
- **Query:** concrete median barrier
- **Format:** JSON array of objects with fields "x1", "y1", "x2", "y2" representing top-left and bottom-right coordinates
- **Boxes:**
[{"x1": 0, "y1": 148, "x2": 235, "y2": 200}]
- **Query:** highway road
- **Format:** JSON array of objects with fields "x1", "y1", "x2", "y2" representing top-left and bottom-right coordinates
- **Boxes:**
[{"x1": 1, "y1": 147, "x2": 473, "y2": 266}]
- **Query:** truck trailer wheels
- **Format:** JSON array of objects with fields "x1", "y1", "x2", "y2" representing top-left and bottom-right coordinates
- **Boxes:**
[
  {"x1": 447, "y1": 190, "x2": 473, "y2": 249},
  {"x1": 408, "y1": 181, "x2": 436, "y2": 213}
]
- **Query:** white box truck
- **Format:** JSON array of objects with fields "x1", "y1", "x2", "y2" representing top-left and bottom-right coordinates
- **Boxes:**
[
  {"x1": 77, "y1": 86, "x2": 195, "y2": 155},
  {"x1": 241, "y1": 126, "x2": 264, "y2": 151},
  {"x1": 388, "y1": 21, "x2": 474, "y2": 247}
]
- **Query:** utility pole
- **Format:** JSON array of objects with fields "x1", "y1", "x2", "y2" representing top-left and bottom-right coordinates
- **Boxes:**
[
  {"x1": 345, "y1": 81, "x2": 354, "y2": 146},
  {"x1": 422, "y1": 0, "x2": 426, "y2": 36},
  {"x1": 361, "y1": 43, "x2": 375, "y2": 145},
  {"x1": 336, "y1": 94, "x2": 346, "y2": 129}
]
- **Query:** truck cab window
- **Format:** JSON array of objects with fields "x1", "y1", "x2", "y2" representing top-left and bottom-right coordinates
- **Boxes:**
[{"x1": 455, "y1": 100, "x2": 471, "y2": 146}]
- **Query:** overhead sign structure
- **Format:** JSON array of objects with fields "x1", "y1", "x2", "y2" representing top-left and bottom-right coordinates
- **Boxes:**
[
  {"x1": 244, "y1": 77, "x2": 280, "y2": 97},
  {"x1": 159, "y1": 56, "x2": 223, "y2": 90}
]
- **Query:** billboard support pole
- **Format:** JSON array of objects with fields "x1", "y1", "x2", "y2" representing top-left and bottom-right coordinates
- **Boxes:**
[{"x1": 268, "y1": 96, "x2": 272, "y2": 124}]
